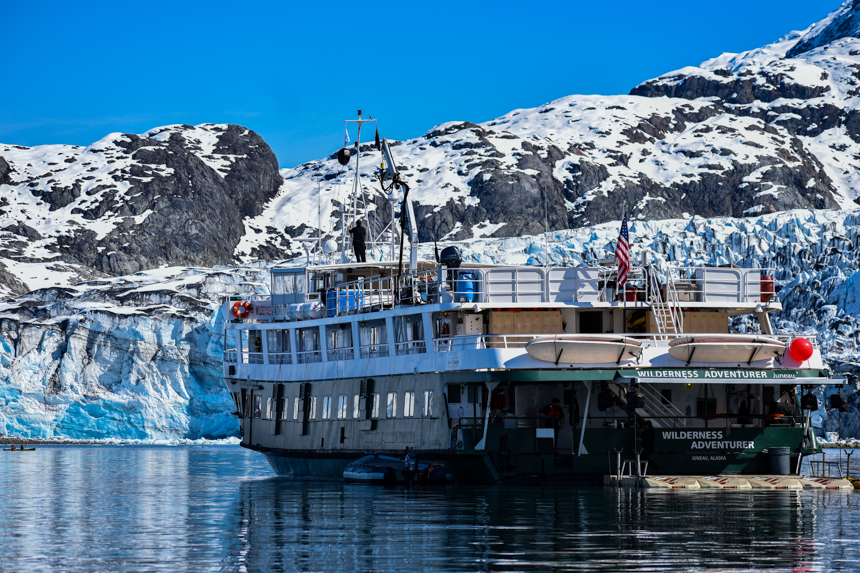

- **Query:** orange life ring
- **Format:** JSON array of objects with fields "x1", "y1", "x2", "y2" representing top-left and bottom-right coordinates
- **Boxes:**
[{"x1": 232, "y1": 301, "x2": 253, "y2": 319}]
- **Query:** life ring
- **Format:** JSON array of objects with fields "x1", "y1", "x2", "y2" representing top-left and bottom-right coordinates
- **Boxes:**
[{"x1": 232, "y1": 301, "x2": 253, "y2": 319}]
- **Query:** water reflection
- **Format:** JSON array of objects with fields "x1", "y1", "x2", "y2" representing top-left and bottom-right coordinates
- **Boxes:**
[
  {"x1": 1, "y1": 446, "x2": 858, "y2": 573},
  {"x1": 227, "y1": 480, "x2": 849, "y2": 572}
]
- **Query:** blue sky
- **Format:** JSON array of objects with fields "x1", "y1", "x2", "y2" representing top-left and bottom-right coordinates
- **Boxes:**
[{"x1": 0, "y1": 1, "x2": 838, "y2": 168}]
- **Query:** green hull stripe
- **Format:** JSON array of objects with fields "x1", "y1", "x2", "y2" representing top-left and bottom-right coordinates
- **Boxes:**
[
  {"x1": 618, "y1": 368, "x2": 828, "y2": 381},
  {"x1": 444, "y1": 369, "x2": 829, "y2": 383}
]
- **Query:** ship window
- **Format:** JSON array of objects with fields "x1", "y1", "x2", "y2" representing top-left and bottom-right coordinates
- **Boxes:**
[
  {"x1": 267, "y1": 330, "x2": 291, "y2": 364},
  {"x1": 279, "y1": 398, "x2": 288, "y2": 420},
  {"x1": 293, "y1": 397, "x2": 300, "y2": 420},
  {"x1": 359, "y1": 320, "x2": 388, "y2": 358},
  {"x1": 387, "y1": 392, "x2": 398, "y2": 418},
  {"x1": 579, "y1": 311, "x2": 603, "y2": 334},
  {"x1": 322, "y1": 396, "x2": 331, "y2": 419},
  {"x1": 265, "y1": 397, "x2": 273, "y2": 420},
  {"x1": 309, "y1": 396, "x2": 317, "y2": 420},
  {"x1": 298, "y1": 328, "x2": 320, "y2": 351},
  {"x1": 353, "y1": 395, "x2": 360, "y2": 419},
  {"x1": 423, "y1": 390, "x2": 434, "y2": 417},
  {"x1": 403, "y1": 392, "x2": 415, "y2": 417},
  {"x1": 241, "y1": 389, "x2": 249, "y2": 417},
  {"x1": 253, "y1": 395, "x2": 262, "y2": 418},
  {"x1": 447, "y1": 385, "x2": 461, "y2": 404},
  {"x1": 661, "y1": 389, "x2": 672, "y2": 406},
  {"x1": 326, "y1": 324, "x2": 354, "y2": 361},
  {"x1": 337, "y1": 395, "x2": 347, "y2": 419},
  {"x1": 371, "y1": 393, "x2": 380, "y2": 418}
]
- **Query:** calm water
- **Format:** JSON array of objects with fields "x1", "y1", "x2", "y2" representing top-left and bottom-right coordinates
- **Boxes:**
[{"x1": 1, "y1": 446, "x2": 859, "y2": 572}]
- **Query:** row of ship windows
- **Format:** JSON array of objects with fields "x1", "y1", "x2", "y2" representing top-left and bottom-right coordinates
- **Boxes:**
[{"x1": 245, "y1": 391, "x2": 435, "y2": 421}]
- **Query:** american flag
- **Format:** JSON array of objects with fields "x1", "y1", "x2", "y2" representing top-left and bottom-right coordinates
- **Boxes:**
[{"x1": 615, "y1": 210, "x2": 630, "y2": 287}]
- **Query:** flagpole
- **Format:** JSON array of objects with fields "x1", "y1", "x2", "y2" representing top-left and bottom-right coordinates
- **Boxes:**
[{"x1": 621, "y1": 201, "x2": 626, "y2": 319}]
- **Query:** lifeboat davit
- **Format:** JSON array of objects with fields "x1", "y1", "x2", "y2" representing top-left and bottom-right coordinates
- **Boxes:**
[
  {"x1": 525, "y1": 334, "x2": 643, "y2": 365},
  {"x1": 668, "y1": 335, "x2": 786, "y2": 364}
]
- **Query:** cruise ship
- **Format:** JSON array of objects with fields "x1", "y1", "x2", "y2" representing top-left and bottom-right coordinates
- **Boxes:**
[{"x1": 221, "y1": 115, "x2": 842, "y2": 484}]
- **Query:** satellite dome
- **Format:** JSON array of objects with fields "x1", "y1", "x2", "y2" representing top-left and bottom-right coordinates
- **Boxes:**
[{"x1": 322, "y1": 239, "x2": 338, "y2": 254}]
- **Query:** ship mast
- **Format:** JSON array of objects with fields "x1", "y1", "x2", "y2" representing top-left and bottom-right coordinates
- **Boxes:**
[{"x1": 341, "y1": 110, "x2": 376, "y2": 263}]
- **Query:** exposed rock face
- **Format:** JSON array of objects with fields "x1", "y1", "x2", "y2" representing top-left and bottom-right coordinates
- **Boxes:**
[
  {"x1": 787, "y1": 0, "x2": 860, "y2": 57},
  {"x1": 0, "y1": 124, "x2": 282, "y2": 295}
]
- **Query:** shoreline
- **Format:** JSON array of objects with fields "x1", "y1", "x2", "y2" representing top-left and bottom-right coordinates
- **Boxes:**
[
  {"x1": 0, "y1": 436, "x2": 241, "y2": 446},
  {"x1": 3, "y1": 435, "x2": 855, "y2": 449}
]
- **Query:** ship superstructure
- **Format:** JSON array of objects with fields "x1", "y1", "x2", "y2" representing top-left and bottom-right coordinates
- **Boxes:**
[{"x1": 221, "y1": 114, "x2": 842, "y2": 484}]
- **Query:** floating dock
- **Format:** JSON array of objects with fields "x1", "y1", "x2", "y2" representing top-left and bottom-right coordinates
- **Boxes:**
[{"x1": 604, "y1": 475, "x2": 856, "y2": 490}]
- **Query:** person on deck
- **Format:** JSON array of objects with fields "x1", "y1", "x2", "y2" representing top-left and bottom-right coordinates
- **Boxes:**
[
  {"x1": 540, "y1": 398, "x2": 565, "y2": 450},
  {"x1": 349, "y1": 220, "x2": 367, "y2": 263}
]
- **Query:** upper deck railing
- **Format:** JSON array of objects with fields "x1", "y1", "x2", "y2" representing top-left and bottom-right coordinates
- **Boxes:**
[
  {"x1": 225, "y1": 332, "x2": 813, "y2": 365},
  {"x1": 430, "y1": 332, "x2": 805, "y2": 352},
  {"x1": 256, "y1": 264, "x2": 776, "y2": 322}
]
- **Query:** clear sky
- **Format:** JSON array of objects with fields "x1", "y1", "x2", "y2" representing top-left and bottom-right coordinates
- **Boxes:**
[{"x1": 0, "y1": 0, "x2": 839, "y2": 169}]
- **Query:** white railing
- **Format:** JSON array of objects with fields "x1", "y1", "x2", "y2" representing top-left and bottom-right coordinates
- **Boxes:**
[
  {"x1": 431, "y1": 332, "x2": 814, "y2": 352},
  {"x1": 666, "y1": 267, "x2": 775, "y2": 304},
  {"x1": 258, "y1": 264, "x2": 779, "y2": 323},
  {"x1": 296, "y1": 350, "x2": 322, "y2": 364},
  {"x1": 394, "y1": 340, "x2": 427, "y2": 356},
  {"x1": 327, "y1": 348, "x2": 355, "y2": 362},
  {"x1": 227, "y1": 332, "x2": 814, "y2": 368},
  {"x1": 267, "y1": 352, "x2": 292, "y2": 365},
  {"x1": 359, "y1": 345, "x2": 389, "y2": 359},
  {"x1": 245, "y1": 352, "x2": 264, "y2": 365}
]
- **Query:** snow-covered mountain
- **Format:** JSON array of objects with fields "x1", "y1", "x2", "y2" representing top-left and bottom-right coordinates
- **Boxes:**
[
  {"x1": 0, "y1": 124, "x2": 282, "y2": 298},
  {"x1": 2, "y1": 1, "x2": 860, "y2": 440},
  {"x1": 234, "y1": 0, "x2": 860, "y2": 259}
]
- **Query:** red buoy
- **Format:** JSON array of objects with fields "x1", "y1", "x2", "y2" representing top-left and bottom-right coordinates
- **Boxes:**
[{"x1": 789, "y1": 338, "x2": 814, "y2": 362}]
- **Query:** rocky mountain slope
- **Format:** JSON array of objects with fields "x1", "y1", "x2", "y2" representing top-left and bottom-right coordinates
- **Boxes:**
[{"x1": 0, "y1": 124, "x2": 282, "y2": 297}]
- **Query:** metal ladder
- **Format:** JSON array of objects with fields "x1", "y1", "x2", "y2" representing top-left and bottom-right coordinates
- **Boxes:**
[{"x1": 646, "y1": 266, "x2": 683, "y2": 339}]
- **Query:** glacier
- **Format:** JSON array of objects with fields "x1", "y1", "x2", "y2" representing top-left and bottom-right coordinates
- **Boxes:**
[{"x1": 0, "y1": 209, "x2": 858, "y2": 441}]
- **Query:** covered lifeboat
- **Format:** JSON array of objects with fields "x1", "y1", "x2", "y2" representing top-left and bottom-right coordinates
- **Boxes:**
[
  {"x1": 668, "y1": 334, "x2": 786, "y2": 364},
  {"x1": 525, "y1": 334, "x2": 643, "y2": 365}
]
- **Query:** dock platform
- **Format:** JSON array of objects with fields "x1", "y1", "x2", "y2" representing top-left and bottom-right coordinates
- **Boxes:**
[{"x1": 604, "y1": 475, "x2": 856, "y2": 490}]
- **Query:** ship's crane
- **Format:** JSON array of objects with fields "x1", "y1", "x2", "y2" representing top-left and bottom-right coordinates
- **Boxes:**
[{"x1": 375, "y1": 137, "x2": 419, "y2": 275}]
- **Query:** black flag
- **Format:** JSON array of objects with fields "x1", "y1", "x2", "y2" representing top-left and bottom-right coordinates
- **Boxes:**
[{"x1": 375, "y1": 125, "x2": 380, "y2": 150}]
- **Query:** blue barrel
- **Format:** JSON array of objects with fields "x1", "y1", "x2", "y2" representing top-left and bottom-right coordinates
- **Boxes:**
[
  {"x1": 457, "y1": 271, "x2": 477, "y2": 303},
  {"x1": 325, "y1": 289, "x2": 337, "y2": 317},
  {"x1": 326, "y1": 289, "x2": 360, "y2": 316},
  {"x1": 769, "y1": 447, "x2": 791, "y2": 475}
]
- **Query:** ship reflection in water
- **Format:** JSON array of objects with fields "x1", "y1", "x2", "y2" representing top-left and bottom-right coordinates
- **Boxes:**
[
  {"x1": 0, "y1": 446, "x2": 857, "y2": 572},
  {"x1": 229, "y1": 478, "x2": 858, "y2": 572}
]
